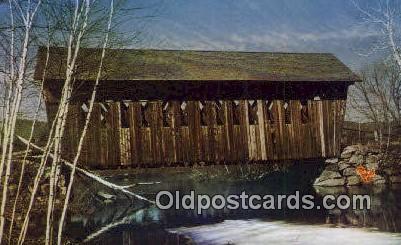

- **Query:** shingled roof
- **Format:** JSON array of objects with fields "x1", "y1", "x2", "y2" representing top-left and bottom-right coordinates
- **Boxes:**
[{"x1": 35, "y1": 46, "x2": 360, "y2": 82}]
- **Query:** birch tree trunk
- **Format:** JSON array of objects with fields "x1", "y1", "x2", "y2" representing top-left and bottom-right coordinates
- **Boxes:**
[
  {"x1": 45, "y1": 1, "x2": 91, "y2": 244},
  {"x1": 0, "y1": 1, "x2": 42, "y2": 242},
  {"x1": 0, "y1": 0, "x2": 16, "y2": 206},
  {"x1": 18, "y1": 1, "x2": 92, "y2": 243},
  {"x1": 8, "y1": 41, "x2": 51, "y2": 242},
  {"x1": 57, "y1": 1, "x2": 114, "y2": 243}
]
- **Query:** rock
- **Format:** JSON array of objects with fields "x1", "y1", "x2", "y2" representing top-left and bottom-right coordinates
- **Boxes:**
[
  {"x1": 358, "y1": 145, "x2": 369, "y2": 156},
  {"x1": 341, "y1": 146, "x2": 358, "y2": 158},
  {"x1": 343, "y1": 145, "x2": 358, "y2": 153},
  {"x1": 325, "y1": 164, "x2": 339, "y2": 172},
  {"x1": 343, "y1": 167, "x2": 357, "y2": 177},
  {"x1": 366, "y1": 161, "x2": 379, "y2": 171},
  {"x1": 316, "y1": 170, "x2": 342, "y2": 182},
  {"x1": 325, "y1": 158, "x2": 339, "y2": 164},
  {"x1": 368, "y1": 147, "x2": 381, "y2": 154},
  {"x1": 341, "y1": 151, "x2": 354, "y2": 159},
  {"x1": 366, "y1": 155, "x2": 378, "y2": 164},
  {"x1": 314, "y1": 186, "x2": 347, "y2": 195},
  {"x1": 338, "y1": 162, "x2": 350, "y2": 171},
  {"x1": 349, "y1": 155, "x2": 364, "y2": 165},
  {"x1": 314, "y1": 178, "x2": 345, "y2": 187},
  {"x1": 373, "y1": 175, "x2": 386, "y2": 185},
  {"x1": 383, "y1": 168, "x2": 400, "y2": 176},
  {"x1": 390, "y1": 176, "x2": 401, "y2": 183},
  {"x1": 346, "y1": 176, "x2": 361, "y2": 186},
  {"x1": 381, "y1": 161, "x2": 393, "y2": 168}
]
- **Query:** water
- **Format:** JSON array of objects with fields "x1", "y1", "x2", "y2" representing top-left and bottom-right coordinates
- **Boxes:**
[
  {"x1": 65, "y1": 172, "x2": 401, "y2": 244},
  {"x1": 170, "y1": 220, "x2": 401, "y2": 245}
]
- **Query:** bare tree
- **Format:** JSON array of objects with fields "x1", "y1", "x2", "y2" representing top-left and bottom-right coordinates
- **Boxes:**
[
  {"x1": 57, "y1": 4, "x2": 114, "y2": 242},
  {"x1": 350, "y1": 0, "x2": 401, "y2": 146},
  {"x1": 352, "y1": 0, "x2": 401, "y2": 69},
  {"x1": 350, "y1": 61, "x2": 401, "y2": 123},
  {"x1": 0, "y1": 0, "x2": 42, "y2": 242},
  {"x1": 0, "y1": 0, "x2": 153, "y2": 243}
]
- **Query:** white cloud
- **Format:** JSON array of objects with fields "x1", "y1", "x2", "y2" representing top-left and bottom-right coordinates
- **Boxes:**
[
  {"x1": 228, "y1": 28, "x2": 378, "y2": 49},
  {"x1": 147, "y1": 19, "x2": 378, "y2": 53}
]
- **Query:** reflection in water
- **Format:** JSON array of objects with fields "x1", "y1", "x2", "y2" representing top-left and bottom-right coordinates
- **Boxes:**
[
  {"x1": 66, "y1": 178, "x2": 401, "y2": 244},
  {"x1": 85, "y1": 225, "x2": 194, "y2": 245}
]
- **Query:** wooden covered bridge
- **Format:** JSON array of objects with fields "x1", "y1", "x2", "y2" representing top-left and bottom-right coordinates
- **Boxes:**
[{"x1": 35, "y1": 47, "x2": 360, "y2": 169}]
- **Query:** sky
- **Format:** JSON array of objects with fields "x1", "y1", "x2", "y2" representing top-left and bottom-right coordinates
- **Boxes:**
[
  {"x1": 0, "y1": 0, "x2": 391, "y2": 120},
  {"x1": 128, "y1": 0, "x2": 385, "y2": 70}
]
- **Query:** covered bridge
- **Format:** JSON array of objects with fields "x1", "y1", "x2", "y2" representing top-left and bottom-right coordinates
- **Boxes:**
[{"x1": 35, "y1": 47, "x2": 360, "y2": 169}]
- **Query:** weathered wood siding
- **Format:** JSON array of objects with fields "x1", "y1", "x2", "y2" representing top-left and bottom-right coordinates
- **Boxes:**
[{"x1": 61, "y1": 98, "x2": 346, "y2": 168}]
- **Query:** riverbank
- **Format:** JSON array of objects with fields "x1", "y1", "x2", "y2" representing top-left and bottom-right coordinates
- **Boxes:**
[
  {"x1": 314, "y1": 143, "x2": 401, "y2": 187},
  {"x1": 0, "y1": 157, "x2": 67, "y2": 244}
]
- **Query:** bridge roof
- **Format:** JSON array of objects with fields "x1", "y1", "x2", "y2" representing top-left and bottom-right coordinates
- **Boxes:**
[{"x1": 35, "y1": 46, "x2": 360, "y2": 83}]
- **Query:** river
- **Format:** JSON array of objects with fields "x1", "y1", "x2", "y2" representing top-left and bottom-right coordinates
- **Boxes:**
[{"x1": 64, "y1": 170, "x2": 401, "y2": 244}]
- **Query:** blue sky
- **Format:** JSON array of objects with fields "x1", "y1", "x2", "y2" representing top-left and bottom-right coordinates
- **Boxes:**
[{"x1": 128, "y1": 0, "x2": 383, "y2": 70}]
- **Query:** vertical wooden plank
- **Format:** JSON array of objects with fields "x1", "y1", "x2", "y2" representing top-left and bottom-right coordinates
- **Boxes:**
[
  {"x1": 247, "y1": 101, "x2": 258, "y2": 160},
  {"x1": 170, "y1": 101, "x2": 177, "y2": 163},
  {"x1": 188, "y1": 101, "x2": 200, "y2": 164},
  {"x1": 257, "y1": 100, "x2": 267, "y2": 160},
  {"x1": 151, "y1": 101, "x2": 163, "y2": 165},
  {"x1": 128, "y1": 102, "x2": 140, "y2": 167},
  {"x1": 232, "y1": 101, "x2": 241, "y2": 162},
  {"x1": 109, "y1": 102, "x2": 121, "y2": 167},
  {"x1": 160, "y1": 101, "x2": 173, "y2": 165},
  {"x1": 304, "y1": 100, "x2": 313, "y2": 159},
  {"x1": 120, "y1": 128, "x2": 131, "y2": 166},
  {"x1": 171, "y1": 101, "x2": 179, "y2": 163},
  {"x1": 326, "y1": 101, "x2": 333, "y2": 157},
  {"x1": 310, "y1": 101, "x2": 318, "y2": 158},
  {"x1": 249, "y1": 125, "x2": 258, "y2": 160},
  {"x1": 318, "y1": 100, "x2": 326, "y2": 158},
  {"x1": 288, "y1": 100, "x2": 296, "y2": 159},
  {"x1": 216, "y1": 101, "x2": 227, "y2": 163},
  {"x1": 91, "y1": 104, "x2": 102, "y2": 167},
  {"x1": 312, "y1": 100, "x2": 323, "y2": 158},
  {"x1": 199, "y1": 102, "x2": 208, "y2": 162},
  {"x1": 263, "y1": 100, "x2": 272, "y2": 160},
  {"x1": 140, "y1": 102, "x2": 152, "y2": 166},
  {"x1": 142, "y1": 127, "x2": 152, "y2": 166},
  {"x1": 268, "y1": 100, "x2": 279, "y2": 160},
  {"x1": 206, "y1": 101, "x2": 217, "y2": 163},
  {"x1": 332, "y1": 101, "x2": 337, "y2": 156},
  {"x1": 149, "y1": 102, "x2": 156, "y2": 166},
  {"x1": 276, "y1": 100, "x2": 285, "y2": 159},
  {"x1": 336, "y1": 100, "x2": 347, "y2": 155},
  {"x1": 240, "y1": 100, "x2": 250, "y2": 162},
  {"x1": 176, "y1": 101, "x2": 184, "y2": 163},
  {"x1": 291, "y1": 100, "x2": 300, "y2": 159},
  {"x1": 177, "y1": 101, "x2": 190, "y2": 164},
  {"x1": 224, "y1": 101, "x2": 234, "y2": 163}
]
